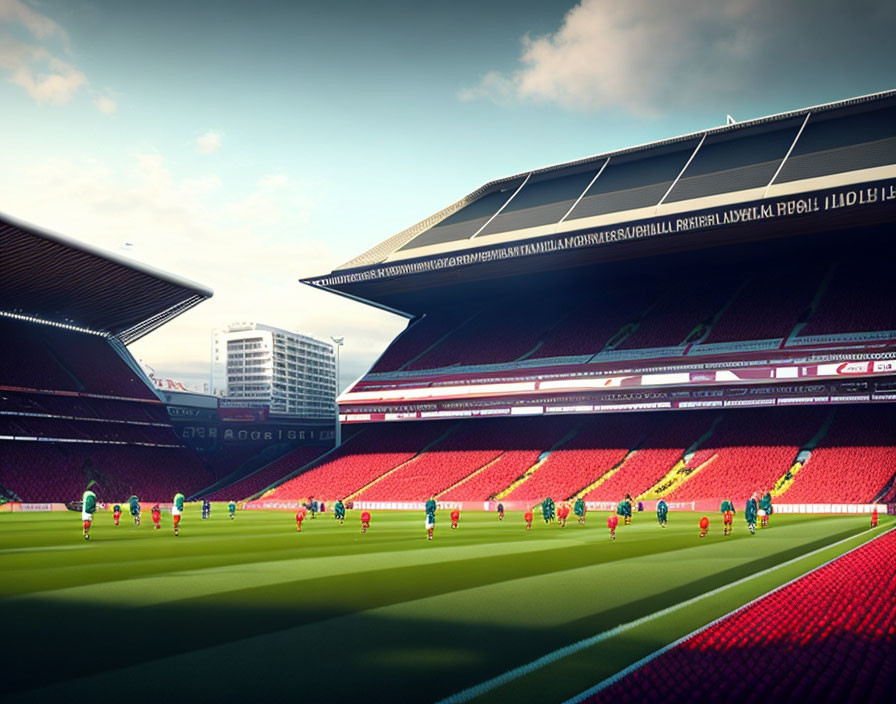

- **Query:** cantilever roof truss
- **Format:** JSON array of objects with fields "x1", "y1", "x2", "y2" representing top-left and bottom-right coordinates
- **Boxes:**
[{"x1": 1, "y1": 214, "x2": 213, "y2": 344}]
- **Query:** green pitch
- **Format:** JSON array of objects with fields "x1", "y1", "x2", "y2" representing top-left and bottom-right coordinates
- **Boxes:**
[{"x1": 1, "y1": 507, "x2": 890, "y2": 703}]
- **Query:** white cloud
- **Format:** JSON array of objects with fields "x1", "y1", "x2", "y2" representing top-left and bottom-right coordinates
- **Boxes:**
[
  {"x1": 194, "y1": 130, "x2": 222, "y2": 154},
  {"x1": 0, "y1": 0, "x2": 118, "y2": 108},
  {"x1": 0, "y1": 152, "x2": 406, "y2": 391},
  {"x1": 462, "y1": 0, "x2": 896, "y2": 115},
  {"x1": 0, "y1": 38, "x2": 87, "y2": 103},
  {"x1": 93, "y1": 94, "x2": 117, "y2": 114}
]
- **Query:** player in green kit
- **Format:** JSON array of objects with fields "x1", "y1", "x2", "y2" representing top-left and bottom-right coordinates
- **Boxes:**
[
  {"x1": 574, "y1": 497, "x2": 586, "y2": 525},
  {"x1": 128, "y1": 495, "x2": 140, "y2": 526},
  {"x1": 759, "y1": 492, "x2": 773, "y2": 528},
  {"x1": 172, "y1": 492, "x2": 185, "y2": 536},
  {"x1": 656, "y1": 499, "x2": 668, "y2": 527},
  {"x1": 81, "y1": 489, "x2": 97, "y2": 540},
  {"x1": 228, "y1": 500, "x2": 236, "y2": 519},
  {"x1": 425, "y1": 495, "x2": 437, "y2": 540},
  {"x1": 334, "y1": 499, "x2": 346, "y2": 524},
  {"x1": 745, "y1": 496, "x2": 758, "y2": 535}
]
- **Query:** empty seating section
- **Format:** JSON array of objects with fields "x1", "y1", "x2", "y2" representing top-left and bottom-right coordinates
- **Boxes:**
[
  {"x1": 0, "y1": 317, "x2": 154, "y2": 398},
  {"x1": 532, "y1": 289, "x2": 655, "y2": 358},
  {"x1": 615, "y1": 280, "x2": 734, "y2": 350},
  {"x1": 503, "y1": 415, "x2": 650, "y2": 503},
  {"x1": 370, "y1": 311, "x2": 470, "y2": 373},
  {"x1": 204, "y1": 445, "x2": 329, "y2": 501},
  {"x1": 584, "y1": 530, "x2": 896, "y2": 704},
  {"x1": 584, "y1": 414, "x2": 713, "y2": 500},
  {"x1": 0, "y1": 441, "x2": 214, "y2": 502},
  {"x1": 798, "y1": 261, "x2": 896, "y2": 335},
  {"x1": 664, "y1": 408, "x2": 826, "y2": 502},
  {"x1": 704, "y1": 267, "x2": 822, "y2": 343},
  {"x1": 357, "y1": 423, "x2": 507, "y2": 501},
  {"x1": 782, "y1": 405, "x2": 896, "y2": 503},
  {"x1": 438, "y1": 417, "x2": 575, "y2": 501},
  {"x1": 265, "y1": 421, "x2": 449, "y2": 501},
  {"x1": 408, "y1": 300, "x2": 559, "y2": 370}
]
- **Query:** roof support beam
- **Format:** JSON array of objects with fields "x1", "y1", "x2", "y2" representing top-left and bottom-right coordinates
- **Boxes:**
[
  {"x1": 656, "y1": 133, "x2": 707, "y2": 210},
  {"x1": 470, "y1": 173, "x2": 531, "y2": 240},
  {"x1": 764, "y1": 111, "x2": 811, "y2": 197},
  {"x1": 559, "y1": 158, "x2": 610, "y2": 224}
]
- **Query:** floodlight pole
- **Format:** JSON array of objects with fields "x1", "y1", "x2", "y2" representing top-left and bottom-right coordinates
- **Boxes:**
[{"x1": 331, "y1": 336, "x2": 344, "y2": 447}]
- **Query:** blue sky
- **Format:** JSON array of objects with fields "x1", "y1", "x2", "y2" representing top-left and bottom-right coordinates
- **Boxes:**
[{"x1": 1, "y1": 0, "x2": 893, "y2": 390}]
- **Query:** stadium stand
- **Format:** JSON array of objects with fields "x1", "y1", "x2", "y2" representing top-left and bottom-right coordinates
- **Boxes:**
[
  {"x1": 662, "y1": 407, "x2": 828, "y2": 503},
  {"x1": 583, "y1": 413, "x2": 715, "y2": 501},
  {"x1": 501, "y1": 415, "x2": 653, "y2": 503},
  {"x1": 437, "y1": 417, "x2": 576, "y2": 501},
  {"x1": 780, "y1": 405, "x2": 896, "y2": 503},
  {"x1": 581, "y1": 529, "x2": 896, "y2": 704},
  {"x1": 0, "y1": 442, "x2": 213, "y2": 502},
  {"x1": 202, "y1": 444, "x2": 329, "y2": 501},
  {"x1": 263, "y1": 421, "x2": 449, "y2": 502}
]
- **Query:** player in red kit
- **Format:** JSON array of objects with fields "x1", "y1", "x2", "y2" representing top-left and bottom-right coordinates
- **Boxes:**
[
  {"x1": 296, "y1": 508, "x2": 306, "y2": 532},
  {"x1": 607, "y1": 513, "x2": 619, "y2": 541},
  {"x1": 151, "y1": 504, "x2": 161, "y2": 530},
  {"x1": 450, "y1": 508, "x2": 460, "y2": 529},
  {"x1": 524, "y1": 510, "x2": 533, "y2": 531},
  {"x1": 871, "y1": 508, "x2": 878, "y2": 528},
  {"x1": 113, "y1": 503, "x2": 121, "y2": 526},
  {"x1": 361, "y1": 510, "x2": 371, "y2": 534},
  {"x1": 699, "y1": 515, "x2": 710, "y2": 538}
]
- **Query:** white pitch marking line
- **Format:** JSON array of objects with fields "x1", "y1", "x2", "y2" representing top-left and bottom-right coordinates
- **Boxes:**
[{"x1": 437, "y1": 525, "x2": 881, "y2": 704}]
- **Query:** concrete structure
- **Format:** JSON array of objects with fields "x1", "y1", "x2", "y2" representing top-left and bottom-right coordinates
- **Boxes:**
[{"x1": 212, "y1": 322, "x2": 336, "y2": 418}]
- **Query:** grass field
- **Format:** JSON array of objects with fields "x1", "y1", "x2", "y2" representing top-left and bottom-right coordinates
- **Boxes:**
[{"x1": 1, "y1": 506, "x2": 891, "y2": 702}]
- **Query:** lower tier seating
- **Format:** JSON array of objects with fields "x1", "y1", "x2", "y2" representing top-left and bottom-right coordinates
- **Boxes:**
[{"x1": 583, "y1": 529, "x2": 896, "y2": 703}]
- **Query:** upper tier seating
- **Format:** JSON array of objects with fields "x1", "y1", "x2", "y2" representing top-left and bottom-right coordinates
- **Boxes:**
[
  {"x1": 0, "y1": 317, "x2": 155, "y2": 398},
  {"x1": 584, "y1": 530, "x2": 896, "y2": 704}
]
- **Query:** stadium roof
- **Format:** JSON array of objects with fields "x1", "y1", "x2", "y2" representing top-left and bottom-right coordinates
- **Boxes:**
[
  {"x1": 1, "y1": 212, "x2": 213, "y2": 344},
  {"x1": 304, "y1": 90, "x2": 896, "y2": 313}
]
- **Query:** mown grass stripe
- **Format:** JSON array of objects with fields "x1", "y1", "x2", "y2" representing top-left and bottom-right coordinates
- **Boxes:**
[{"x1": 437, "y1": 525, "x2": 880, "y2": 704}]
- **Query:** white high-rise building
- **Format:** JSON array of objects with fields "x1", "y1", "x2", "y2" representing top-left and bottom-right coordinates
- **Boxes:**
[{"x1": 212, "y1": 323, "x2": 336, "y2": 418}]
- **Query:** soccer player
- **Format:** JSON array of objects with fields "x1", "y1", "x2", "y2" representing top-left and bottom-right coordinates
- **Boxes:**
[
  {"x1": 425, "y1": 495, "x2": 437, "y2": 541},
  {"x1": 450, "y1": 508, "x2": 460, "y2": 529},
  {"x1": 82, "y1": 489, "x2": 97, "y2": 540},
  {"x1": 310, "y1": 497, "x2": 317, "y2": 519},
  {"x1": 558, "y1": 503, "x2": 569, "y2": 528},
  {"x1": 623, "y1": 494, "x2": 634, "y2": 525},
  {"x1": 228, "y1": 500, "x2": 236, "y2": 520},
  {"x1": 720, "y1": 499, "x2": 735, "y2": 536},
  {"x1": 699, "y1": 515, "x2": 709, "y2": 538},
  {"x1": 361, "y1": 510, "x2": 371, "y2": 534},
  {"x1": 871, "y1": 508, "x2": 879, "y2": 528},
  {"x1": 656, "y1": 499, "x2": 668, "y2": 527},
  {"x1": 172, "y1": 492, "x2": 185, "y2": 536},
  {"x1": 616, "y1": 498, "x2": 631, "y2": 526},
  {"x1": 128, "y1": 495, "x2": 140, "y2": 526},
  {"x1": 542, "y1": 497, "x2": 553, "y2": 524},
  {"x1": 296, "y1": 508, "x2": 306, "y2": 532},
  {"x1": 201, "y1": 499, "x2": 210, "y2": 519},
  {"x1": 113, "y1": 503, "x2": 122, "y2": 526},
  {"x1": 745, "y1": 496, "x2": 758, "y2": 535},
  {"x1": 497, "y1": 502, "x2": 505, "y2": 521},
  {"x1": 607, "y1": 512, "x2": 619, "y2": 541},
  {"x1": 151, "y1": 504, "x2": 162, "y2": 530},
  {"x1": 334, "y1": 499, "x2": 346, "y2": 524},
  {"x1": 574, "y1": 497, "x2": 586, "y2": 525},
  {"x1": 759, "y1": 492, "x2": 773, "y2": 528},
  {"x1": 524, "y1": 509, "x2": 533, "y2": 531}
]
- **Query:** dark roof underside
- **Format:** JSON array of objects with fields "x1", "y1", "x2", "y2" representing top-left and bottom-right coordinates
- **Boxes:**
[{"x1": 1, "y1": 215, "x2": 212, "y2": 344}]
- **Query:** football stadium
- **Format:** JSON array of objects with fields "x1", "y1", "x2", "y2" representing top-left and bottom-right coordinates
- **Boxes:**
[{"x1": 2, "y1": 91, "x2": 896, "y2": 702}]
